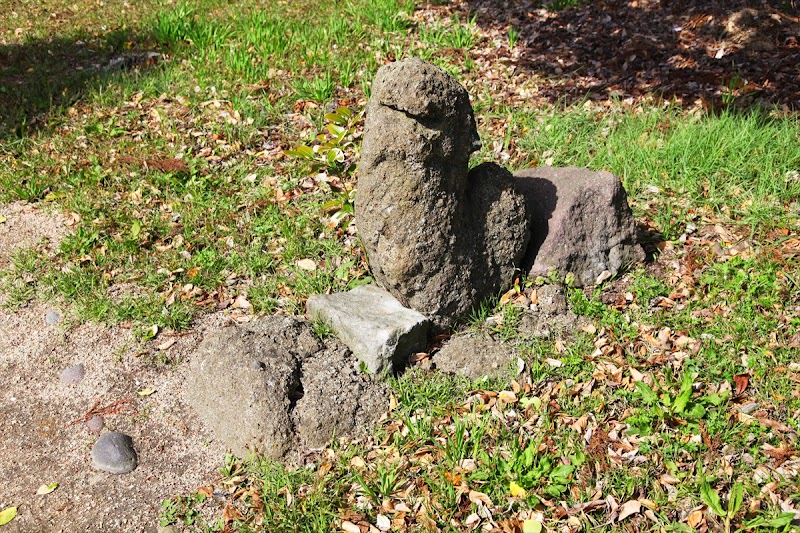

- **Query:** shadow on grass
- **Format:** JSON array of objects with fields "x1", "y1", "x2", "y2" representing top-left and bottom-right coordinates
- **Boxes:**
[
  {"x1": 0, "y1": 29, "x2": 164, "y2": 139},
  {"x1": 466, "y1": 0, "x2": 799, "y2": 110}
]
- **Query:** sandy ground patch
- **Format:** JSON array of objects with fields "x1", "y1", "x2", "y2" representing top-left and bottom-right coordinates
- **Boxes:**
[
  {"x1": 0, "y1": 301, "x2": 231, "y2": 532},
  {"x1": 0, "y1": 202, "x2": 229, "y2": 532},
  {"x1": 0, "y1": 201, "x2": 67, "y2": 269}
]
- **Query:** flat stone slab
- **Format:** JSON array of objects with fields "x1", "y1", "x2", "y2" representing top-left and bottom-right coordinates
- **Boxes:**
[
  {"x1": 91, "y1": 431, "x2": 138, "y2": 474},
  {"x1": 306, "y1": 284, "x2": 430, "y2": 374},
  {"x1": 514, "y1": 166, "x2": 645, "y2": 287}
]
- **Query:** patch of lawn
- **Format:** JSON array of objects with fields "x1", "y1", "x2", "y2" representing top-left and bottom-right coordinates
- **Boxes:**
[{"x1": 3, "y1": 0, "x2": 800, "y2": 530}]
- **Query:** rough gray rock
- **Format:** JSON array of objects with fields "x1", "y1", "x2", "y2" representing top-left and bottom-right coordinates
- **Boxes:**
[
  {"x1": 356, "y1": 58, "x2": 530, "y2": 328},
  {"x1": 514, "y1": 166, "x2": 645, "y2": 287},
  {"x1": 91, "y1": 432, "x2": 138, "y2": 474},
  {"x1": 60, "y1": 363, "x2": 85, "y2": 384},
  {"x1": 293, "y1": 345, "x2": 389, "y2": 450},
  {"x1": 433, "y1": 334, "x2": 517, "y2": 381},
  {"x1": 306, "y1": 284, "x2": 429, "y2": 374},
  {"x1": 185, "y1": 318, "x2": 314, "y2": 458},
  {"x1": 186, "y1": 316, "x2": 388, "y2": 459}
]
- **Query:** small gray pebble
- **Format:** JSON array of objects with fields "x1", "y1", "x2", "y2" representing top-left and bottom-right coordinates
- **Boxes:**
[
  {"x1": 45, "y1": 311, "x2": 62, "y2": 325},
  {"x1": 60, "y1": 364, "x2": 85, "y2": 384},
  {"x1": 86, "y1": 415, "x2": 105, "y2": 434},
  {"x1": 739, "y1": 402, "x2": 759, "y2": 414},
  {"x1": 91, "y1": 431, "x2": 138, "y2": 474}
]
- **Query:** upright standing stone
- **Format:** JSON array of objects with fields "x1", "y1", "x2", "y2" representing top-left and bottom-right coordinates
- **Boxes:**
[{"x1": 357, "y1": 59, "x2": 530, "y2": 328}]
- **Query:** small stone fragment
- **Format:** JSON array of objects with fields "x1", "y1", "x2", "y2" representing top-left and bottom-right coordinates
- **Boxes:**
[
  {"x1": 306, "y1": 284, "x2": 429, "y2": 374},
  {"x1": 738, "y1": 402, "x2": 759, "y2": 414},
  {"x1": 520, "y1": 284, "x2": 580, "y2": 338},
  {"x1": 86, "y1": 415, "x2": 104, "y2": 434},
  {"x1": 91, "y1": 431, "x2": 138, "y2": 474},
  {"x1": 60, "y1": 364, "x2": 85, "y2": 384},
  {"x1": 45, "y1": 311, "x2": 62, "y2": 325},
  {"x1": 531, "y1": 284, "x2": 568, "y2": 315}
]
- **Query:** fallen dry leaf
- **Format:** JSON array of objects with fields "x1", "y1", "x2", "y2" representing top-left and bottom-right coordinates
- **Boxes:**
[
  {"x1": 509, "y1": 481, "x2": 527, "y2": 498},
  {"x1": 687, "y1": 508, "x2": 705, "y2": 528},
  {"x1": 617, "y1": 499, "x2": 641, "y2": 521},
  {"x1": 0, "y1": 506, "x2": 17, "y2": 526},
  {"x1": 499, "y1": 390, "x2": 518, "y2": 404},
  {"x1": 295, "y1": 258, "x2": 317, "y2": 271},
  {"x1": 157, "y1": 338, "x2": 177, "y2": 351},
  {"x1": 36, "y1": 482, "x2": 58, "y2": 495},
  {"x1": 341, "y1": 520, "x2": 361, "y2": 533},
  {"x1": 222, "y1": 503, "x2": 245, "y2": 523},
  {"x1": 468, "y1": 490, "x2": 493, "y2": 507},
  {"x1": 734, "y1": 373, "x2": 750, "y2": 396}
]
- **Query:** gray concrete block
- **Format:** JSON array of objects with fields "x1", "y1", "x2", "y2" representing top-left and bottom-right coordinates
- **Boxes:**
[{"x1": 306, "y1": 284, "x2": 430, "y2": 375}]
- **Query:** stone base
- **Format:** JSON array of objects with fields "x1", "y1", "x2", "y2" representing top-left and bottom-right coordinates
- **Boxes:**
[{"x1": 185, "y1": 317, "x2": 388, "y2": 458}]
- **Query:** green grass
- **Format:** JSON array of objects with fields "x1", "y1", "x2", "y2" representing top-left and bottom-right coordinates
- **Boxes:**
[
  {"x1": 419, "y1": 13, "x2": 479, "y2": 50},
  {"x1": 511, "y1": 106, "x2": 800, "y2": 240},
  {"x1": 2, "y1": 0, "x2": 800, "y2": 530}
]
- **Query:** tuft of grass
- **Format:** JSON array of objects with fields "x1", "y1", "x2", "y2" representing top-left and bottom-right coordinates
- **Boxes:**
[
  {"x1": 419, "y1": 13, "x2": 478, "y2": 50},
  {"x1": 292, "y1": 73, "x2": 336, "y2": 104},
  {"x1": 310, "y1": 316, "x2": 335, "y2": 339},
  {"x1": 514, "y1": 106, "x2": 800, "y2": 240}
]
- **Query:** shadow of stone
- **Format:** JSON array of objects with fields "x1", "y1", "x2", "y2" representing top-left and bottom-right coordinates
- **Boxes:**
[
  {"x1": 508, "y1": 175, "x2": 558, "y2": 273},
  {"x1": 0, "y1": 30, "x2": 162, "y2": 138},
  {"x1": 464, "y1": 0, "x2": 799, "y2": 110},
  {"x1": 635, "y1": 220, "x2": 666, "y2": 262}
]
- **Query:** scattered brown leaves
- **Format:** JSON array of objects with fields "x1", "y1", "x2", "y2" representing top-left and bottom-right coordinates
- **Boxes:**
[{"x1": 422, "y1": 0, "x2": 800, "y2": 110}]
